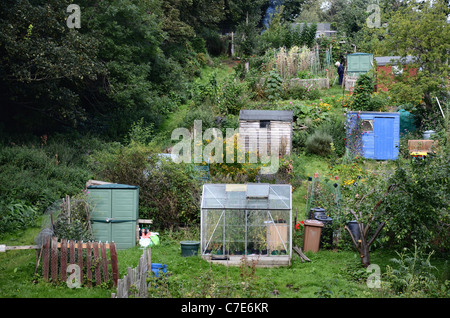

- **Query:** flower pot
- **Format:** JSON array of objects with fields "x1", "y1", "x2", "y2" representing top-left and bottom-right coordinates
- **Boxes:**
[{"x1": 180, "y1": 240, "x2": 200, "y2": 257}]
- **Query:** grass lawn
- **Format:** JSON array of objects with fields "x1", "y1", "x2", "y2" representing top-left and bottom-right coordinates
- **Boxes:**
[{"x1": 0, "y1": 223, "x2": 395, "y2": 299}]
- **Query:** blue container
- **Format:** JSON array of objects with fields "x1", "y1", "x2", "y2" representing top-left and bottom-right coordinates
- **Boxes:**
[
  {"x1": 151, "y1": 263, "x2": 167, "y2": 277},
  {"x1": 346, "y1": 111, "x2": 400, "y2": 160}
]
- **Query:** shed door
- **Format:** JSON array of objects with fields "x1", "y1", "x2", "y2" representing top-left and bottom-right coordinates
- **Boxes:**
[
  {"x1": 89, "y1": 189, "x2": 112, "y2": 244},
  {"x1": 374, "y1": 117, "x2": 394, "y2": 160}
]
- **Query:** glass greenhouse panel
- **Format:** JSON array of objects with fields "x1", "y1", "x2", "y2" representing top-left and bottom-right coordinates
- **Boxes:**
[{"x1": 200, "y1": 184, "x2": 292, "y2": 263}]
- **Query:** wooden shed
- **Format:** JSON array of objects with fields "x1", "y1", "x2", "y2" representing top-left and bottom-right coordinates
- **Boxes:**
[
  {"x1": 346, "y1": 111, "x2": 400, "y2": 160},
  {"x1": 239, "y1": 110, "x2": 293, "y2": 155}
]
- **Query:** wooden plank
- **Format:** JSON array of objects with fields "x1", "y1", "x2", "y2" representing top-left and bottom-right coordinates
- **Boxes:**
[
  {"x1": 1, "y1": 245, "x2": 40, "y2": 251},
  {"x1": 93, "y1": 242, "x2": 101, "y2": 285},
  {"x1": 78, "y1": 241, "x2": 84, "y2": 286},
  {"x1": 110, "y1": 243, "x2": 118, "y2": 287},
  {"x1": 60, "y1": 239, "x2": 67, "y2": 282},
  {"x1": 86, "y1": 242, "x2": 92, "y2": 288},
  {"x1": 67, "y1": 240, "x2": 76, "y2": 281},
  {"x1": 100, "y1": 242, "x2": 109, "y2": 283},
  {"x1": 69, "y1": 240, "x2": 76, "y2": 269},
  {"x1": 51, "y1": 237, "x2": 58, "y2": 282},
  {"x1": 42, "y1": 236, "x2": 50, "y2": 281}
]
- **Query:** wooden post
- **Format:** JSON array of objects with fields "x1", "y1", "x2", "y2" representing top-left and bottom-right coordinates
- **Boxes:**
[
  {"x1": 42, "y1": 236, "x2": 50, "y2": 281},
  {"x1": 51, "y1": 237, "x2": 58, "y2": 282},
  {"x1": 110, "y1": 243, "x2": 118, "y2": 287},
  {"x1": 78, "y1": 241, "x2": 84, "y2": 285},
  {"x1": 101, "y1": 242, "x2": 109, "y2": 283},
  {"x1": 60, "y1": 239, "x2": 67, "y2": 282},
  {"x1": 93, "y1": 242, "x2": 101, "y2": 285},
  {"x1": 86, "y1": 241, "x2": 92, "y2": 287}
]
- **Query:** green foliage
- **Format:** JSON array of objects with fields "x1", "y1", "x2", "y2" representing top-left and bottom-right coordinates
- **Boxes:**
[
  {"x1": 0, "y1": 144, "x2": 91, "y2": 212},
  {"x1": 265, "y1": 70, "x2": 283, "y2": 102},
  {"x1": 52, "y1": 192, "x2": 95, "y2": 242},
  {"x1": 260, "y1": 7, "x2": 288, "y2": 50},
  {"x1": 218, "y1": 77, "x2": 249, "y2": 115},
  {"x1": 0, "y1": 199, "x2": 39, "y2": 234},
  {"x1": 385, "y1": 150, "x2": 450, "y2": 250},
  {"x1": 385, "y1": 0, "x2": 450, "y2": 107},
  {"x1": 126, "y1": 118, "x2": 155, "y2": 145},
  {"x1": 316, "y1": 115, "x2": 346, "y2": 157},
  {"x1": 0, "y1": 0, "x2": 106, "y2": 131},
  {"x1": 351, "y1": 74, "x2": 375, "y2": 111},
  {"x1": 305, "y1": 131, "x2": 333, "y2": 156},
  {"x1": 383, "y1": 244, "x2": 446, "y2": 297}
]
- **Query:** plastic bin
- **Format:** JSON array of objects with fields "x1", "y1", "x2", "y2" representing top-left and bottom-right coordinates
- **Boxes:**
[
  {"x1": 346, "y1": 220, "x2": 361, "y2": 242},
  {"x1": 151, "y1": 263, "x2": 167, "y2": 277},
  {"x1": 180, "y1": 241, "x2": 200, "y2": 257},
  {"x1": 312, "y1": 209, "x2": 333, "y2": 248},
  {"x1": 303, "y1": 220, "x2": 324, "y2": 253}
]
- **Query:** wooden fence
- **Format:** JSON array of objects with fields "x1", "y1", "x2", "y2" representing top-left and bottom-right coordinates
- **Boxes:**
[
  {"x1": 112, "y1": 248, "x2": 151, "y2": 298},
  {"x1": 38, "y1": 236, "x2": 118, "y2": 287}
]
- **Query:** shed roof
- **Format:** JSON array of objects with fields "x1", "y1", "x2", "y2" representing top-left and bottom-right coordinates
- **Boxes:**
[
  {"x1": 87, "y1": 183, "x2": 139, "y2": 189},
  {"x1": 239, "y1": 110, "x2": 293, "y2": 122},
  {"x1": 374, "y1": 55, "x2": 415, "y2": 66},
  {"x1": 201, "y1": 183, "x2": 291, "y2": 210}
]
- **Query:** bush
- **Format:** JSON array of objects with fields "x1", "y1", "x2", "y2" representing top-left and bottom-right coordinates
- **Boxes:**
[
  {"x1": 0, "y1": 199, "x2": 39, "y2": 234},
  {"x1": 0, "y1": 144, "x2": 91, "y2": 212},
  {"x1": 351, "y1": 74, "x2": 375, "y2": 111},
  {"x1": 316, "y1": 116, "x2": 346, "y2": 157},
  {"x1": 383, "y1": 244, "x2": 447, "y2": 297},
  {"x1": 385, "y1": 148, "x2": 450, "y2": 251},
  {"x1": 305, "y1": 131, "x2": 333, "y2": 156}
]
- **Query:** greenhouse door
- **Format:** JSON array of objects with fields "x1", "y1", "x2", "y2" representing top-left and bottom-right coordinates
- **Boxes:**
[{"x1": 374, "y1": 117, "x2": 394, "y2": 160}]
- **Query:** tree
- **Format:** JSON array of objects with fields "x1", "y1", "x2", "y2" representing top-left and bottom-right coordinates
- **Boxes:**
[
  {"x1": 328, "y1": 0, "x2": 372, "y2": 38},
  {"x1": 0, "y1": 0, "x2": 105, "y2": 131},
  {"x1": 385, "y1": 0, "x2": 450, "y2": 109},
  {"x1": 340, "y1": 171, "x2": 396, "y2": 267}
]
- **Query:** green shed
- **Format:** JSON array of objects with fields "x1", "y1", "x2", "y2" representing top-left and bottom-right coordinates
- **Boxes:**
[
  {"x1": 346, "y1": 53, "x2": 374, "y2": 77},
  {"x1": 87, "y1": 184, "x2": 139, "y2": 250}
]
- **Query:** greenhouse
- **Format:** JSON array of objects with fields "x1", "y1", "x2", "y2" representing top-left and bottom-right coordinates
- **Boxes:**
[{"x1": 200, "y1": 183, "x2": 292, "y2": 267}]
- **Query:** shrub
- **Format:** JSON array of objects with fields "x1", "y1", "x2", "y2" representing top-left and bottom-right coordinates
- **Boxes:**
[
  {"x1": 383, "y1": 244, "x2": 445, "y2": 297},
  {"x1": 351, "y1": 74, "x2": 375, "y2": 111},
  {"x1": 218, "y1": 77, "x2": 249, "y2": 116},
  {"x1": 384, "y1": 149, "x2": 450, "y2": 250},
  {"x1": 305, "y1": 131, "x2": 333, "y2": 156},
  {"x1": 264, "y1": 70, "x2": 283, "y2": 102},
  {"x1": 0, "y1": 199, "x2": 39, "y2": 235},
  {"x1": 0, "y1": 145, "x2": 91, "y2": 212},
  {"x1": 316, "y1": 116, "x2": 346, "y2": 157},
  {"x1": 51, "y1": 191, "x2": 95, "y2": 242}
]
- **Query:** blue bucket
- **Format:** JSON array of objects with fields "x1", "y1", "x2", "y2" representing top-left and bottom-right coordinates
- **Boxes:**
[{"x1": 151, "y1": 263, "x2": 167, "y2": 277}]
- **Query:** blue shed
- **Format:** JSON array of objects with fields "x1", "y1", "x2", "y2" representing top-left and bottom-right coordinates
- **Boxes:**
[{"x1": 346, "y1": 111, "x2": 400, "y2": 160}]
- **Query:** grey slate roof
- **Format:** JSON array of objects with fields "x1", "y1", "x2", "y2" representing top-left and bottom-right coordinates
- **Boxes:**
[
  {"x1": 374, "y1": 56, "x2": 415, "y2": 66},
  {"x1": 239, "y1": 110, "x2": 294, "y2": 122}
]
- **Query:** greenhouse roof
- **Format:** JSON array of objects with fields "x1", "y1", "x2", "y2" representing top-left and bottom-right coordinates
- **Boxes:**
[{"x1": 201, "y1": 184, "x2": 291, "y2": 210}]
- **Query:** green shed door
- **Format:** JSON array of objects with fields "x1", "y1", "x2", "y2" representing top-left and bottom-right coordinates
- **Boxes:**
[
  {"x1": 88, "y1": 185, "x2": 139, "y2": 249},
  {"x1": 89, "y1": 189, "x2": 112, "y2": 244},
  {"x1": 111, "y1": 189, "x2": 138, "y2": 250},
  {"x1": 112, "y1": 189, "x2": 138, "y2": 221}
]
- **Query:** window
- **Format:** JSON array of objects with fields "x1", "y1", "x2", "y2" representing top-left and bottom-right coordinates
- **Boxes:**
[
  {"x1": 392, "y1": 65, "x2": 403, "y2": 76},
  {"x1": 260, "y1": 120, "x2": 270, "y2": 129},
  {"x1": 361, "y1": 119, "x2": 374, "y2": 132}
]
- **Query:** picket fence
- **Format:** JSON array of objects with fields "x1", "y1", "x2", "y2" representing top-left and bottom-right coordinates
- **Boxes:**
[
  {"x1": 38, "y1": 236, "x2": 118, "y2": 287},
  {"x1": 112, "y1": 248, "x2": 151, "y2": 298}
]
